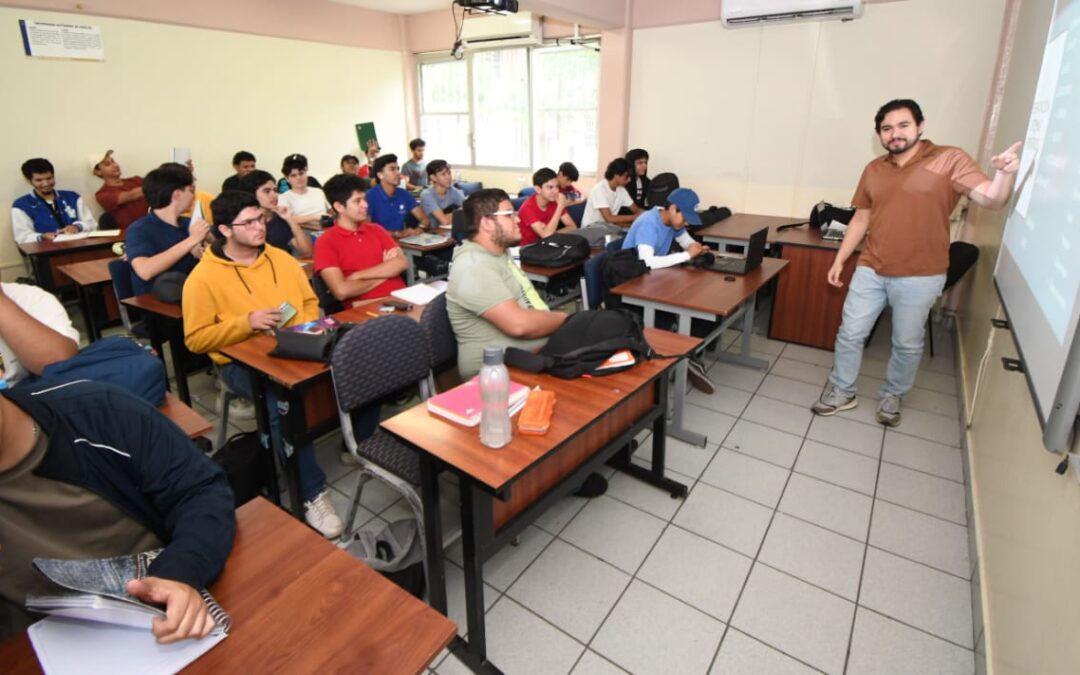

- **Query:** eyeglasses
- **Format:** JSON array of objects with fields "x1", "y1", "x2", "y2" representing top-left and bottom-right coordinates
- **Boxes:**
[
  {"x1": 229, "y1": 214, "x2": 268, "y2": 228},
  {"x1": 491, "y1": 209, "x2": 515, "y2": 217}
]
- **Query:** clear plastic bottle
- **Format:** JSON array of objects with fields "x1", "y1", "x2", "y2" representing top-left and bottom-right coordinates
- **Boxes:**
[{"x1": 479, "y1": 345, "x2": 512, "y2": 449}]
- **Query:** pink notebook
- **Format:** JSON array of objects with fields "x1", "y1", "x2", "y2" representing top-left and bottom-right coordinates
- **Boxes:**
[{"x1": 426, "y1": 376, "x2": 530, "y2": 427}]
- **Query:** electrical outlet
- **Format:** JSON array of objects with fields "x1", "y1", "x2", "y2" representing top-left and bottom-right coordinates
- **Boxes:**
[{"x1": 1070, "y1": 453, "x2": 1080, "y2": 485}]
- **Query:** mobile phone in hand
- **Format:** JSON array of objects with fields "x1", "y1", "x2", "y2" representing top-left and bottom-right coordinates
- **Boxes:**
[{"x1": 277, "y1": 301, "x2": 297, "y2": 327}]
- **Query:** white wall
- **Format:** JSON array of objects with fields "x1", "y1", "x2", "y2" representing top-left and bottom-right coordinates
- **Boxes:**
[
  {"x1": 627, "y1": 0, "x2": 1006, "y2": 217},
  {"x1": 1, "y1": 7, "x2": 408, "y2": 274}
]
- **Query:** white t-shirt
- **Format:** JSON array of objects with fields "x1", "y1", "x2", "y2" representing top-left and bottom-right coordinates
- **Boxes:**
[
  {"x1": 278, "y1": 187, "x2": 329, "y2": 218},
  {"x1": 582, "y1": 180, "x2": 633, "y2": 229},
  {"x1": 1, "y1": 283, "x2": 80, "y2": 384}
]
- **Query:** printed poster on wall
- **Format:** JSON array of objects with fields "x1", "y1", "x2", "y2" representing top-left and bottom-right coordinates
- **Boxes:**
[{"x1": 19, "y1": 20, "x2": 104, "y2": 61}]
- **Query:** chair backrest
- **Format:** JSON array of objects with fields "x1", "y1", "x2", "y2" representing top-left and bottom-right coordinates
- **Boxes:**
[
  {"x1": 510, "y1": 196, "x2": 527, "y2": 211},
  {"x1": 518, "y1": 186, "x2": 536, "y2": 198},
  {"x1": 945, "y1": 241, "x2": 979, "y2": 290},
  {"x1": 419, "y1": 294, "x2": 457, "y2": 371},
  {"x1": 108, "y1": 257, "x2": 134, "y2": 301},
  {"x1": 566, "y1": 202, "x2": 586, "y2": 227},
  {"x1": 98, "y1": 211, "x2": 118, "y2": 232},
  {"x1": 310, "y1": 273, "x2": 344, "y2": 315},
  {"x1": 605, "y1": 237, "x2": 625, "y2": 252},
  {"x1": 456, "y1": 181, "x2": 483, "y2": 197},
  {"x1": 581, "y1": 251, "x2": 610, "y2": 310},
  {"x1": 451, "y1": 209, "x2": 467, "y2": 243},
  {"x1": 330, "y1": 315, "x2": 432, "y2": 413}
]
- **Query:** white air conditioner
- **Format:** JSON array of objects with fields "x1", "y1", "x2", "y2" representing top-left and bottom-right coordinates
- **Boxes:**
[
  {"x1": 721, "y1": 0, "x2": 864, "y2": 27},
  {"x1": 460, "y1": 11, "x2": 542, "y2": 47}
]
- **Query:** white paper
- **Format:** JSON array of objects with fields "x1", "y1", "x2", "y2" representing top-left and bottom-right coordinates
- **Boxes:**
[{"x1": 391, "y1": 282, "x2": 446, "y2": 306}]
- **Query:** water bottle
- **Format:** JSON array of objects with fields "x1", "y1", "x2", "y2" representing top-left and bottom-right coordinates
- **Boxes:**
[{"x1": 479, "y1": 346, "x2": 512, "y2": 449}]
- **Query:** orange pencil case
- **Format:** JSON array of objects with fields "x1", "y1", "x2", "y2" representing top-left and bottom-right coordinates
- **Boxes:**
[{"x1": 518, "y1": 389, "x2": 556, "y2": 435}]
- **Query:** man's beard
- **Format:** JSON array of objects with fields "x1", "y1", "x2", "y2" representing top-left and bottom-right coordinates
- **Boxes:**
[{"x1": 885, "y1": 132, "x2": 921, "y2": 155}]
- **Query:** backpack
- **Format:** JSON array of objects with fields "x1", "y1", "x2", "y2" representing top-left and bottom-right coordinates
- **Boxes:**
[
  {"x1": 212, "y1": 432, "x2": 273, "y2": 507},
  {"x1": 808, "y1": 201, "x2": 856, "y2": 229},
  {"x1": 347, "y1": 519, "x2": 426, "y2": 598},
  {"x1": 697, "y1": 206, "x2": 732, "y2": 228},
  {"x1": 646, "y1": 172, "x2": 680, "y2": 208},
  {"x1": 600, "y1": 248, "x2": 648, "y2": 309},
  {"x1": 518, "y1": 233, "x2": 591, "y2": 268},
  {"x1": 18, "y1": 336, "x2": 167, "y2": 406},
  {"x1": 505, "y1": 309, "x2": 654, "y2": 379}
]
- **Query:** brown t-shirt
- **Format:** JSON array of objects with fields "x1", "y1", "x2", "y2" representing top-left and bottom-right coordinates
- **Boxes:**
[
  {"x1": 0, "y1": 427, "x2": 162, "y2": 639},
  {"x1": 851, "y1": 140, "x2": 987, "y2": 276}
]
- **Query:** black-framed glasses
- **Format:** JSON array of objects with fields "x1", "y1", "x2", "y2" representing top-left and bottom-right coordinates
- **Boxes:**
[{"x1": 229, "y1": 214, "x2": 268, "y2": 228}]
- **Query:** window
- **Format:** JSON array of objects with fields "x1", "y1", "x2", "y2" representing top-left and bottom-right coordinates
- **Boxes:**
[{"x1": 418, "y1": 45, "x2": 599, "y2": 171}]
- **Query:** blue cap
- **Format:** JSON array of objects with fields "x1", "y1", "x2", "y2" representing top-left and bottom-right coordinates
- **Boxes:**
[{"x1": 666, "y1": 188, "x2": 701, "y2": 226}]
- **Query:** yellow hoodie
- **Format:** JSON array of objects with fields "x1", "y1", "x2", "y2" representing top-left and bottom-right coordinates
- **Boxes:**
[{"x1": 183, "y1": 242, "x2": 318, "y2": 364}]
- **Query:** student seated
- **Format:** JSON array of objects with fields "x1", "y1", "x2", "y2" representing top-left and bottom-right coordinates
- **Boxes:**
[
  {"x1": 517, "y1": 167, "x2": 577, "y2": 246},
  {"x1": 221, "y1": 150, "x2": 257, "y2": 192},
  {"x1": 625, "y1": 148, "x2": 651, "y2": 209},
  {"x1": 0, "y1": 281, "x2": 79, "y2": 386},
  {"x1": 340, "y1": 154, "x2": 361, "y2": 176},
  {"x1": 366, "y1": 154, "x2": 430, "y2": 240},
  {"x1": 556, "y1": 161, "x2": 583, "y2": 205},
  {"x1": 314, "y1": 174, "x2": 407, "y2": 308},
  {"x1": 578, "y1": 157, "x2": 642, "y2": 246},
  {"x1": 238, "y1": 170, "x2": 314, "y2": 258},
  {"x1": 182, "y1": 190, "x2": 343, "y2": 538},
  {"x1": 418, "y1": 159, "x2": 465, "y2": 227},
  {"x1": 622, "y1": 188, "x2": 708, "y2": 269},
  {"x1": 12, "y1": 158, "x2": 98, "y2": 244},
  {"x1": 277, "y1": 154, "x2": 329, "y2": 231},
  {"x1": 0, "y1": 376, "x2": 236, "y2": 643},
  {"x1": 92, "y1": 150, "x2": 149, "y2": 233},
  {"x1": 126, "y1": 163, "x2": 210, "y2": 296},
  {"x1": 401, "y1": 138, "x2": 428, "y2": 190}
]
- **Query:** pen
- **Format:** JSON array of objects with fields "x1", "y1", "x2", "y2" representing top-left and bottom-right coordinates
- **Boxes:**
[{"x1": 365, "y1": 311, "x2": 379, "y2": 318}]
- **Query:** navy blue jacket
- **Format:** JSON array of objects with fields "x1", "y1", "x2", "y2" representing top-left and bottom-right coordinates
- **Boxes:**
[{"x1": 2, "y1": 380, "x2": 235, "y2": 590}]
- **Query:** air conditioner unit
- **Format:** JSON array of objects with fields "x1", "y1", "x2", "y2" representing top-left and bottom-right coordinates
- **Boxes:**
[
  {"x1": 460, "y1": 11, "x2": 542, "y2": 47},
  {"x1": 721, "y1": 0, "x2": 864, "y2": 27}
]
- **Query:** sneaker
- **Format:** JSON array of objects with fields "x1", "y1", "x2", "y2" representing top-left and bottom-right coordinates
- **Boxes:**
[
  {"x1": 686, "y1": 359, "x2": 715, "y2": 395},
  {"x1": 226, "y1": 396, "x2": 255, "y2": 421},
  {"x1": 811, "y1": 383, "x2": 857, "y2": 416},
  {"x1": 876, "y1": 393, "x2": 902, "y2": 427},
  {"x1": 304, "y1": 490, "x2": 344, "y2": 539}
]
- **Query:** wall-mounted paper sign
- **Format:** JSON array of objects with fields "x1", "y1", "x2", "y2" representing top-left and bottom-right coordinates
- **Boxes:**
[{"x1": 19, "y1": 20, "x2": 104, "y2": 61}]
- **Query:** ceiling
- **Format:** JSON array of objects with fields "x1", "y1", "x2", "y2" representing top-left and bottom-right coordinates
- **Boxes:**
[{"x1": 328, "y1": 0, "x2": 451, "y2": 14}]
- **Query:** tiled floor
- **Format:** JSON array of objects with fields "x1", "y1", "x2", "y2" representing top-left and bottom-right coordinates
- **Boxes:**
[{"x1": 100, "y1": 308, "x2": 976, "y2": 674}]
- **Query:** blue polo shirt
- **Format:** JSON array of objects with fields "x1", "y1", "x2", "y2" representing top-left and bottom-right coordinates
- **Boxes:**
[
  {"x1": 125, "y1": 212, "x2": 197, "y2": 295},
  {"x1": 366, "y1": 184, "x2": 417, "y2": 232},
  {"x1": 622, "y1": 208, "x2": 683, "y2": 255}
]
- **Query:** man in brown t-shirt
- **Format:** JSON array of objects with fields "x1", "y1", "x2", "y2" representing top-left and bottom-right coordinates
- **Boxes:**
[{"x1": 812, "y1": 99, "x2": 1021, "y2": 426}]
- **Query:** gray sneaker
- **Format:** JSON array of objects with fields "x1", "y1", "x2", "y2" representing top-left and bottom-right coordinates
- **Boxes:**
[
  {"x1": 876, "y1": 393, "x2": 902, "y2": 426},
  {"x1": 811, "y1": 383, "x2": 857, "y2": 416}
]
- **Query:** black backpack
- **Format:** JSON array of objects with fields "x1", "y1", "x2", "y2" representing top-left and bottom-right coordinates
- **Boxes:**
[
  {"x1": 518, "y1": 233, "x2": 591, "y2": 268},
  {"x1": 808, "y1": 201, "x2": 856, "y2": 229},
  {"x1": 646, "y1": 172, "x2": 680, "y2": 208},
  {"x1": 600, "y1": 248, "x2": 648, "y2": 309},
  {"x1": 697, "y1": 206, "x2": 732, "y2": 228},
  {"x1": 212, "y1": 432, "x2": 274, "y2": 507},
  {"x1": 505, "y1": 309, "x2": 654, "y2": 379}
]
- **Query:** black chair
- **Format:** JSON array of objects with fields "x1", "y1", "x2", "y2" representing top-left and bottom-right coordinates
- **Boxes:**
[
  {"x1": 566, "y1": 202, "x2": 586, "y2": 227},
  {"x1": 311, "y1": 273, "x2": 343, "y2": 315},
  {"x1": 455, "y1": 181, "x2": 483, "y2": 196},
  {"x1": 518, "y1": 186, "x2": 536, "y2": 198},
  {"x1": 98, "y1": 211, "x2": 118, "y2": 232},
  {"x1": 511, "y1": 196, "x2": 527, "y2": 211},
  {"x1": 418, "y1": 294, "x2": 458, "y2": 397},
  {"x1": 927, "y1": 241, "x2": 979, "y2": 357},
  {"x1": 451, "y1": 209, "x2": 467, "y2": 244}
]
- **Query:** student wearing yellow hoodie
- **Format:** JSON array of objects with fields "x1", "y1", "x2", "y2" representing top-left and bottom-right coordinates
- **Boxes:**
[{"x1": 182, "y1": 190, "x2": 343, "y2": 538}]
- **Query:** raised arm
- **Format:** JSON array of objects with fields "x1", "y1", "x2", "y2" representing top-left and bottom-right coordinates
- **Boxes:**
[{"x1": 968, "y1": 141, "x2": 1021, "y2": 209}]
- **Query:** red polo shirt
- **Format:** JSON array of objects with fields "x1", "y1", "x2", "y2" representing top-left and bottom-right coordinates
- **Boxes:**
[
  {"x1": 313, "y1": 222, "x2": 406, "y2": 305},
  {"x1": 95, "y1": 177, "x2": 149, "y2": 232}
]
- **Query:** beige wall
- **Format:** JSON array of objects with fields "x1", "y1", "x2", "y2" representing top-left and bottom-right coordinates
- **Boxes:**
[
  {"x1": 626, "y1": 0, "x2": 1005, "y2": 217},
  {"x1": 1, "y1": 7, "x2": 408, "y2": 276},
  {"x1": 957, "y1": 1, "x2": 1080, "y2": 673}
]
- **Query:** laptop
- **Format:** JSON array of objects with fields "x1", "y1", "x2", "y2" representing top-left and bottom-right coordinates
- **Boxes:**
[{"x1": 705, "y1": 226, "x2": 768, "y2": 275}]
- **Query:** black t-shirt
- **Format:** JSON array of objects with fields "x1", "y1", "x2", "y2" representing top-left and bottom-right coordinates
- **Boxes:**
[{"x1": 265, "y1": 213, "x2": 294, "y2": 253}]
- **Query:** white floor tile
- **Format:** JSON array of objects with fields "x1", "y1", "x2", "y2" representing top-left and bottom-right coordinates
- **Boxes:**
[
  {"x1": 731, "y1": 564, "x2": 854, "y2": 674},
  {"x1": 507, "y1": 539, "x2": 630, "y2": 642},
  {"x1": 743, "y1": 396, "x2": 814, "y2": 437},
  {"x1": 903, "y1": 386, "x2": 961, "y2": 419},
  {"x1": 759, "y1": 513, "x2": 865, "y2": 601},
  {"x1": 877, "y1": 463, "x2": 967, "y2": 525},
  {"x1": 722, "y1": 420, "x2": 804, "y2": 469},
  {"x1": 707, "y1": 361, "x2": 769, "y2": 393},
  {"x1": 847, "y1": 607, "x2": 974, "y2": 675},
  {"x1": 701, "y1": 447, "x2": 791, "y2": 508},
  {"x1": 445, "y1": 525, "x2": 553, "y2": 592},
  {"x1": 326, "y1": 484, "x2": 378, "y2": 532},
  {"x1": 731, "y1": 332, "x2": 788, "y2": 356},
  {"x1": 892, "y1": 407, "x2": 962, "y2": 447},
  {"x1": 843, "y1": 396, "x2": 888, "y2": 428},
  {"x1": 711, "y1": 629, "x2": 820, "y2": 675},
  {"x1": 638, "y1": 525, "x2": 752, "y2": 621},
  {"x1": 882, "y1": 431, "x2": 964, "y2": 483},
  {"x1": 592, "y1": 580, "x2": 724, "y2": 675},
  {"x1": 794, "y1": 440, "x2": 879, "y2": 496},
  {"x1": 860, "y1": 548, "x2": 973, "y2": 648},
  {"x1": 807, "y1": 415, "x2": 884, "y2": 458},
  {"x1": 870, "y1": 501, "x2": 969, "y2": 578},
  {"x1": 680, "y1": 404, "x2": 738, "y2": 448},
  {"x1": 854, "y1": 372, "x2": 887, "y2": 397},
  {"x1": 780, "y1": 343, "x2": 836, "y2": 368},
  {"x1": 572, "y1": 650, "x2": 629, "y2": 675},
  {"x1": 687, "y1": 383, "x2": 754, "y2": 417},
  {"x1": 779, "y1": 473, "x2": 873, "y2": 541},
  {"x1": 605, "y1": 471, "x2": 684, "y2": 521},
  {"x1": 914, "y1": 370, "x2": 958, "y2": 395},
  {"x1": 332, "y1": 473, "x2": 405, "y2": 515},
  {"x1": 657, "y1": 435, "x2": 720, "y2": 479},
  {"x1": 561, "y1": 496, "x2": 666, "y2": 574},
  {"x1": 533, "y1": 495, "x2": 589, "y2": 535},
  {"x1": 769, "y1": 357, "x2": 831, "y2": 386},
  {"x1": 755, "y1": 373, "x2": 824, "y2": 407},
  {"x1": 674, "y1": 482, "x2": 773, "y2": 556}
]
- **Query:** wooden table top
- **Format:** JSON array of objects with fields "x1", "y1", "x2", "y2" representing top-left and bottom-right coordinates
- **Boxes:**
[
  {"x1": 122, "y1": 293, "x2": 183, "y2": 320},
  {"x1": 0, "y1": 498, "x2": 456, "y2": 674},
  {"x1": 57, "y1": 256, "x2": 119, "y2": 286},
  {"x1": 18, "y1": 235, "x2": 123, "y2": 256},
  {"x1": 398, "y1": 237, "x2": 455, "y2": 252},
  {"x1": 380, "y1": 328, "x2": 700, "y2": 492},
  {"x1": 611, "y1": 258, "x2": 789, "y2": 317},
  {"x1": 695, "y1": 212, "x2": 856, "y2": 251},
  {"x1": 159, "y1": 393, "x2": 214, "y2": 439}
]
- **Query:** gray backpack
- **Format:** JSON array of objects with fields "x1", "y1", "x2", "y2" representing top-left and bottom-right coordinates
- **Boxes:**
[{"x1": 347, "y1": 519, "x2": 425, "y2": 598}]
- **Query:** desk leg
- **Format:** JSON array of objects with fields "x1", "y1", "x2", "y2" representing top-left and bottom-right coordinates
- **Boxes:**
[
  {"x1": 76, "y1": 283, "x2": 99, "y2": 343},
  {"x1": 421, "y1": 456, "x2": 447, "y2": 615},
  {"x1": 404, "y1": 250, "x2": 417, "y2": 286},
  {"x1": 669, "y1": 313, "x2": 708, "y2": 447},
  {"x1": 448, "y1": 483, "x2": 504, "y2": 674},
  {"x1": 712, "y1": 293, "x2": 770, "y2": 372}
]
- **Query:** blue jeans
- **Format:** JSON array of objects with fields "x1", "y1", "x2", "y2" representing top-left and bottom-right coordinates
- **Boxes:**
[
  {"x1": 220, "y1": 362, "x2": 326, "y2": 502},
  {"x1": 829, "y1": 266, "x2": 946, "y2": 398}
]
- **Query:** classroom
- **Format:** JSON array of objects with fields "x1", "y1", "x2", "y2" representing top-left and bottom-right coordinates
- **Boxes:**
[{"x1": 1, "y1": 1, "x2": 1075, "y2": 674}]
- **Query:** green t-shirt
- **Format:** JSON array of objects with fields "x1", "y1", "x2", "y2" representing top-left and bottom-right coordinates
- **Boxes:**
[{"x1": 447, "y1": 241, "x2": 548, "y2": 378}]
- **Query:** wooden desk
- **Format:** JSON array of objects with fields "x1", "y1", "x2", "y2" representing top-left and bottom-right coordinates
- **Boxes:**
[
  {"x1": 695, "y1": 213, "x2": 800, "y2": 247},
  {"x1": 160, "y1": 392, "x2": 214, "y2": 439},
  {"x1": 121, "y1": 294, "x2": 193, "y2": 405},
  {"x1": 613, "y1": 258, "x2": 788, "y2": 446},
  {"x1": 381, "y1": 329, "x2": 699, "y2": 672},
  {"x1": 18, "y1": 236, "x2": 123, "y2": 295},
  {"x1": 399, "y1": 237, "x2": 455, "y2": 285},
  {"x1": 0, "y1": 498, "x2": 456, "y2": 674},
  {"x1": 58, "y1": 256, "x2": 121, "y2": 342}
]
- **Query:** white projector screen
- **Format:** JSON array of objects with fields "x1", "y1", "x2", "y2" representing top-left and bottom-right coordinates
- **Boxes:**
[{"x1": 994, "y1": 0, "x2": 1080, "y2": 451}]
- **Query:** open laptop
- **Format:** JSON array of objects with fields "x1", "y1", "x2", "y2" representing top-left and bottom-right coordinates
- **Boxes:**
[{"x1": 705, "y1": 226, "x2": 768, "y2": 275}]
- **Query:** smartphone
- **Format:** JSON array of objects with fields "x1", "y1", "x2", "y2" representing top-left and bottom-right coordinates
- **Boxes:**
[
  {"x1": 276, "y1": 301, "x2": 297, "y2": 328},
  {"x1": 172, "y1": 147, "x2": 191, "y2": 164},
  {"x1": 379, "y1": 300, "x2": 413, "y2": 312}
]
